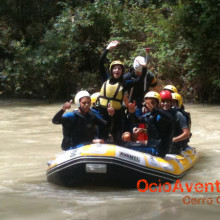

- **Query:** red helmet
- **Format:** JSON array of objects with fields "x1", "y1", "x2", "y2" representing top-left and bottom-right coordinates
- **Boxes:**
[{"x1": 159, "y1": 90, "x2": 172, "y2": 100}]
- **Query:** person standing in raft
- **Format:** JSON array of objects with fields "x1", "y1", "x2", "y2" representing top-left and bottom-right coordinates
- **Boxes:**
[
  {"x1": 124, "y1": 91, "x2": 174, "y2": 158},
  {"x1": 123, "y1": 55, "x2": 158, "y2": 112},
  {"x1": 52, "y1": 91, "x2": 107, "y2": 150},
  {"x1": 122, "y1": 53, "x2": 158, "y2": 137},
  {"x1": 98, "y1": 40, "x2": 147, "y2": 144}
]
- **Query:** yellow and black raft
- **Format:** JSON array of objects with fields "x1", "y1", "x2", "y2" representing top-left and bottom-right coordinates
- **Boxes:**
[{"x1": 46, "y1": 144, "x2": 198, "y2": 187}]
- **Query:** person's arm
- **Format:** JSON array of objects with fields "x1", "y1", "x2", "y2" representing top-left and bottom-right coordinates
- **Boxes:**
[
  {"x1": 173, "y1": 128, "x2": 190, "y2": 142},
  {"x1": 52, "y1": 109, "x2": 65, "y2": 124},
  {"x1": 94, "y1": 114, "x2": 108, "y2": 127},
  {"x1": 127, "y1": 101, "x2": 146, "y2": 124},
  {"x1": 153, "y1": 108, "x2": 173, "y2": 121},
  {"x1": 144, "y1": 70, "x2": 158, "y2": 93},
  {"x1": 147, "y1": 71, "x2": 157, "y2": 86},
  {"x1": 99, "y1": 49, "x2": 110, "y2": 82},
  {"x1": 99, "y1": 40, "x2": 119, "y2": 83},
  {"x1": 52, "y1": 100, "x2": 72, "y2": 124},
  {"x1": 173, "y1": 112, "x2": 190, "y2": 142}
]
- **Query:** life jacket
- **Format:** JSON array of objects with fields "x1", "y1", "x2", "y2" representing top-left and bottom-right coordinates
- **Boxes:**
[
  {"x1": 144, "y1": 113, "x2": 161, "y2": 148},
  {"x1": 180, "y1": 110, "x2": 191, "y2": 131},
  {"x1": 99, "y1": 79, "x2": 123, "y2": 110},
  {"x1": 138, "y1": 110, "x2": 172, "y2": 156},
  {"x1": 171, "y1": 107, "x2": 191, "y2": 131}
]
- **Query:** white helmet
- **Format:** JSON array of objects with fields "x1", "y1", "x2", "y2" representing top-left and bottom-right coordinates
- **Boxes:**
[
  {"x1": 74, "y1": 90, "x2": 91, "y2": 107},
  {"x1": 133, "y1": 56, "x2": 145, "y2": 73}
]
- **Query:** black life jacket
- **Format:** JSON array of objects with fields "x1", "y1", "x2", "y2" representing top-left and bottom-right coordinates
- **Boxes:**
[
  {"x1": 145, "y1": 112, "x2": 161, "y2": 148},
  {"x1": 180, "y1": 109, "x2": 191, "y2": 131}
]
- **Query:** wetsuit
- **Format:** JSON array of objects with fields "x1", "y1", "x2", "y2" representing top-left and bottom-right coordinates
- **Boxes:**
[
  {"x1": 123, "y1": 68, "x2": 157, "y2": 108},
  {"x1": 127, "y1": 108, "x2": 174, "y2": 157},
  {"x1": 98, "y1": 49, "x2": 146, "y2": 144},
  {"x1": 122, "y1": 68, "x2": 157, "y2": 133},
  {"x1": 52, "y1": 109, "x2": 107, "y2": 150}
]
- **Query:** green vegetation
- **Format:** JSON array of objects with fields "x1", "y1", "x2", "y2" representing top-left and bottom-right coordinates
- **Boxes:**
[{"x1": 0, "y1": 0, "x2": 219, "y2": 102}]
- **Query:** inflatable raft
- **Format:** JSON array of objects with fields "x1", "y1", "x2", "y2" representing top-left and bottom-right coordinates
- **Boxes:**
[{"x1": 46, "y1": 144, "x2": 198, "y2": 187}]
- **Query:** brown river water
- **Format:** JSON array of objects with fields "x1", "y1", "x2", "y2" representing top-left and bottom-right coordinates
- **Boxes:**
[{"x1": 0, "y1": 99, "x2": 220, "y2": 220}]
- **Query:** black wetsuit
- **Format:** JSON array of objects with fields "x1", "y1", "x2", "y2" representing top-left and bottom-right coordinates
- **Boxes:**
[
  {"x1": 128, "y1": 108, "x2": 174, "y2": 157},
  {"x1": 123, "y1": 68, "x2": 157, "y2": 108},
  {"x1": 52, "y1": 109, "x2": 107, "y2": 150}
]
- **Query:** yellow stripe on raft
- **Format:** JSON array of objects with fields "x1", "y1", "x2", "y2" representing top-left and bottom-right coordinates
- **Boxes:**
[{"x1": 80, "y1": 144, "x2": 116, "y2": 157}]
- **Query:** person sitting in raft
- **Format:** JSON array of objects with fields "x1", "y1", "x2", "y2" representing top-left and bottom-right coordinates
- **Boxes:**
[
  {"x1": 98, "y1": 40, "x2": 147, "y2": 144},
  {"x1": 123, "y1": 91, "x2": 174, "y2": 158},
  {"x1": 171, "y1": 92, "x2": 191, "y2": 131},
  {"x1": 171, "y1": 92, "x2": 192, "y2": 147},
  {"x1": 52, "y1": 90, "x2": 107, "y2": 150},
  {"x1": 159, "y1": 90, "x2": 191, "y2": 154}
]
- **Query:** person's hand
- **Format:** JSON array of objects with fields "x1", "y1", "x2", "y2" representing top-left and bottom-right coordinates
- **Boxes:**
[
  {"x1": 62, "y1": 100, "x2": 73, "y2": 111},
  {"x1": 106, "y1": 40, "x2": 119, "y2": 50},
  {"x1": 107, "y1": 103, "x2": 115, "y2": 116},
  {"x1": 133, "y1": 127, "x2": 140, "y2": 135},
  {"x1": 136, "y1": 58, "x2": 147, "y2": 67},
  {"x1": 128, "y1": 100, "x2": 136, "y2": 113},
  {"x1": 142, "y1": 105, "x2": 149, "y2": 114},
  {"x1": 133, "y1": 127, "x2": 147, "y2": 136},
  {"x1": 145, "y1": 100, "x2": 154, "y2": 112}
]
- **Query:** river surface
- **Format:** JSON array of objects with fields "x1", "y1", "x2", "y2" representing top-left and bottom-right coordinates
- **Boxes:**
[{"x1": 0, "y1": 99, "x2": 220, "y2": 220}]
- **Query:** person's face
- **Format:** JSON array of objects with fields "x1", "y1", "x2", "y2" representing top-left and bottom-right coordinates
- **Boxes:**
[
  {"x1": 161, "y1": 99, "x2": 172, "y2": 110},
  {"x1": 135, "y1": 70, "x2": 142, "y2": 77},
  {"x1": 172, "y1": 99, "x2": 179, "y2": 107},
  {"x1": 112, "y1": 65, "x2": 123, "y2": 79},
  {"x1": 145, "y1": 98, "x2": 158, "y2": 112},
  {"x1": 79, "y1": 97, "x2": 91, "y2": 113}
]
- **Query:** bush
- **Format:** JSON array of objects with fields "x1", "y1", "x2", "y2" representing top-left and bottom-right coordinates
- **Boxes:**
[{"x1": 1, "y1": 0, "x2": 219, "y2": 102}]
